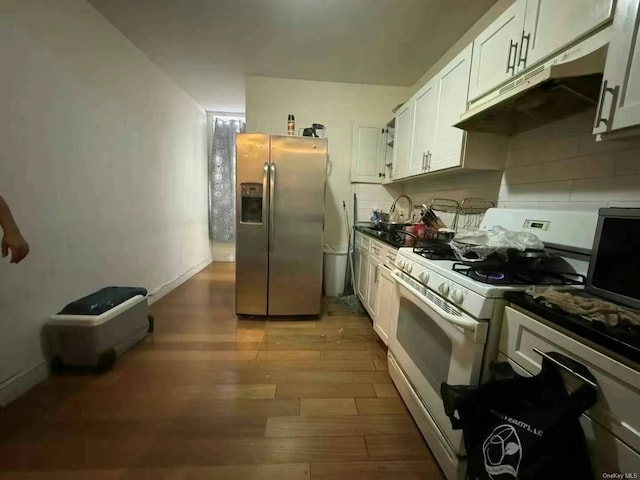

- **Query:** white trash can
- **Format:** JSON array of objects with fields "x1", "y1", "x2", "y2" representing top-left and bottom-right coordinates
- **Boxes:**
[{"x1": 323, "y1": 243, "x2": 348, "y2": 297}]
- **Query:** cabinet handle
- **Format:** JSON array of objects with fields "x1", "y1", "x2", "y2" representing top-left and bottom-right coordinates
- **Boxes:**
[
  {"x1": 506, "y1": 40, "x2": 518, "y2": 75},
  {"x1": 594, "y1": 80, "x2": 618, "y2": 129},
  {"x1": 426, "y1": 151, "x2": 432, "y2": 171},
  {"x1": 421, "y1": 152, "x2": 426, "y2": 171},
  {"x1": 378, "y1": 172, "x2": 385, "y2": 178},
  {"x1": 375, "y1": 265, "x2": 379, "y2": 284},
  {"x1": 517, "y1": 31, "x2": 530, "y2": 69}
]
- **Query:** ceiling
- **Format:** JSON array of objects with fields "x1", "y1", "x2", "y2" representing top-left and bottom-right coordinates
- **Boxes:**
[{"x1": 88, "y1": 0, "x2": 497, "y2": 112}]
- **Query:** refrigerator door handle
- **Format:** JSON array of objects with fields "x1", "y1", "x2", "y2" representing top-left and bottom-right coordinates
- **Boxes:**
[
  {"x1": 269, "y1": 163, "x2": 276, "y2": 252},
  {"x1": 262, "y1": 162, "x2": 269, "y2": 252}
]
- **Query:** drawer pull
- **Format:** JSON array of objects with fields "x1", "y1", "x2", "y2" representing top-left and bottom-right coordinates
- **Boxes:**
[{"x1": 532, "y1": 348, "x2": 598, "y2": 390}]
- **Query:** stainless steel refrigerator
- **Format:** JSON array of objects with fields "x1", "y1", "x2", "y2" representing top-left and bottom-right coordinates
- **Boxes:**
[{"x1": 235, "y1": 134, "x2": 328, "y2": 316}]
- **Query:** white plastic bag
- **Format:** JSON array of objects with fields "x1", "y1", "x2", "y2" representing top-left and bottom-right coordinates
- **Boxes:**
[{"x1": 451, "y1": 226, "x2": 544, "y2": 262}]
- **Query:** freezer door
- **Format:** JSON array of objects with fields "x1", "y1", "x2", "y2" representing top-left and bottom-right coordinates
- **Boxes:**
[
  {"x1": 235, "y1": 134, "x2": 270, "y2": 315},
  {"x1": 268, "y1": 136, "x2": 327, "y2": 315}
]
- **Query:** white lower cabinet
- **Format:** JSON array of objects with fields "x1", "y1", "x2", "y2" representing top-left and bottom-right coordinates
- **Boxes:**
[
  {"x1": 373, "y1": 266, "x2": 394, "y2": 345},
  {"x1": 354, "y1": 234, "x2": 397, "y2": 344},
  {"x1": 366, "y1": 260, "x2": 379, "y2": 318},
  {"x1": 356, "y1": 248, "x2": 369, "y2": 303}
]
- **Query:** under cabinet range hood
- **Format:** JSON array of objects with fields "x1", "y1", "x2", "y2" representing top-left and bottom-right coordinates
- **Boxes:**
[{"x1": 456, "y1": 30, "x2": 610, "y2": 135}]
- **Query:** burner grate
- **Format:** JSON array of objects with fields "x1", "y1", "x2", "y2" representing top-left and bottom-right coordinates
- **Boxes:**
[
  {"x1": 452, "y1": 263, "x2": 586, "y2": 286},
  {"x1": 412, "y1": 244, "x2": 457, "y2": 261}
]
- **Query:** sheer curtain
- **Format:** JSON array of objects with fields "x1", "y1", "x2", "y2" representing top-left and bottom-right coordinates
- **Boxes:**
[{"x1": 208, "y1": 115, "x2": 245, "y2": 256}]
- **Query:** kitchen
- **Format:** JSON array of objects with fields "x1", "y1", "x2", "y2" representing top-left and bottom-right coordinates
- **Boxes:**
[
  {"x1": 344, "y1": 0, "x2": 640, "y2": 478},
  {"x1": 3, "y1": 1, "x2": 640, "y2": 478}
]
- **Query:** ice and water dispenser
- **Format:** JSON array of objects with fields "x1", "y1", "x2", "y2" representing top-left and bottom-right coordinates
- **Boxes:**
[{"x1": 240, "y1": 183, "x2": 263, "y2": 224}]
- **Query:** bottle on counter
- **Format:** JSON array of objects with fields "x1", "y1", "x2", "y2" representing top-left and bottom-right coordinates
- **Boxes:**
[{"x1": 287, "y1": 114, "x2": 295, "y2": 136}]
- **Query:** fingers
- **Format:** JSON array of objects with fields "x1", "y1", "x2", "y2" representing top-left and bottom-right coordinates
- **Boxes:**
[{"x1": 11, "y1": 244, "x2": 30, "y2": 264}]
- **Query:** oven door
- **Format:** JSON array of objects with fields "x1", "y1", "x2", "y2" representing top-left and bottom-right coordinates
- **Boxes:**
[{"x1": 389, "y1": 269, "x2": 488, "y2": 454}]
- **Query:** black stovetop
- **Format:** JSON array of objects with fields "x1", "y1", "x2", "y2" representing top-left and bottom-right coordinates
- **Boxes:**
[
  {"x1": 506, "y1": 291, "x2": 640, "y2": 366},
  {"x1": 452, "y1": 262, "x2": 586, "y2": 286}
]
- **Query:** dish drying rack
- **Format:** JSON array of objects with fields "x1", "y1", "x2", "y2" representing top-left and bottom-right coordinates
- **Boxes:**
[
  {"x1": 458, "y1": 198, "x2": 495, "y2": 233},
  {"x1": 415, "y1": 198, "x2": 495, "y2": 234}
]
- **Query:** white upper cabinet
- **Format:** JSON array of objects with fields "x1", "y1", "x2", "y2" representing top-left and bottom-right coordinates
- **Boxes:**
[
  {"x1": 469, "y1": 0, "x2": 526, "y2": 101},
  {"x1": 470, "y1": 0, "x2": 613, "y2": 102},
  {"x1": 431, "y1": 44, "x2": 473, "y2": 172},
  {"x1": 350, "y1": 123, "x2": 386, "y2": 183},
  {"x1": 522, "y1": 0, "x2": 614, "y2": 70},
  {"x1": 594, "y1": 0, "x2": 640, "y2": 136},
  {"x1": 392, "y1": 101, "x2": 414, "y2": 179},
  {"x1": 409, "y1": 79, "x2": 438, "y2": 176}
]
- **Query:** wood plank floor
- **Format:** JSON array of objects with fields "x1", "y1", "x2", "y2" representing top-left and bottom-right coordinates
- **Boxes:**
[{"x1": 0, "y1": 263, "x2": 444, "y2": 479}]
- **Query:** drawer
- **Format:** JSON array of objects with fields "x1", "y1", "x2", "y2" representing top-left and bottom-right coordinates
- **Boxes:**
[
  {"x1": 383, "y1": 246, "x2": 397, "y2": 268},
  {"x1": 370, "y1": 239, "x2": 384, "y2": 261},
  {"x1": 356, "y1": 232, "x2": 370, "y2": 251},
  {"x1": 497, "y1": 352, "x2": 640, "y2": 476},
  {"x1": 500, "y1": 306, "x2": 640, "y2": 454}
]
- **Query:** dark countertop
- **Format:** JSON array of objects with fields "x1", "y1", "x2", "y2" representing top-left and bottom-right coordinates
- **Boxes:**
[
  {"x1": 505, "y1": 291, "x2": 640, "y2": 366},
  {"x1": 355, "y1": 225, "x2": 405, "y2": 249}
]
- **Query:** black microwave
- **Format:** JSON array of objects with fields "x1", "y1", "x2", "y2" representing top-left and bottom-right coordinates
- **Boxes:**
[{"x1": 586, "y1": 208, "x2": 640, "y2": 310}]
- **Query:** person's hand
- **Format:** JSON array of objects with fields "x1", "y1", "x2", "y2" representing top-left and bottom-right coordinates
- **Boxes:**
[{"x1": 1, "y1": 230, "x2": 30, "y2": 264}]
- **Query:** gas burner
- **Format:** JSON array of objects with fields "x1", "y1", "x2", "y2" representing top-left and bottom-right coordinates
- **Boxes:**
[
  {"x1": 475, "y1": 271, "x2": 506, "y2": 282},
  {"x1": 453, "y1": 263, "x2": 586, "y2": 286}
]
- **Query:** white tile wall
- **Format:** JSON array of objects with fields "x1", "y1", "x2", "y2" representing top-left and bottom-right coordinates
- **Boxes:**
[
  {"x1": 402, "y1": 108, "x2": 640, "y2": 215},
  {"x1": 353, "y1": 183, "x2": 404, "y2": 223}
]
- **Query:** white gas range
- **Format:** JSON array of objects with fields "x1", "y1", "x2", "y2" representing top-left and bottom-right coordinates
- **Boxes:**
[{"x1": 386, "y1": 208, "x2": 599, "y2": 480}]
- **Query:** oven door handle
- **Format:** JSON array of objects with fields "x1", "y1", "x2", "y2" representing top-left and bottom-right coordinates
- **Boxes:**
[{"x1": 392, "y1": 270, "x2": 479, "y2": 333}]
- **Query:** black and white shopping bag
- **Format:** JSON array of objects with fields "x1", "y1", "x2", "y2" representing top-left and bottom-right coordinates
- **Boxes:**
[{"x1": 442, "y1": 353, "x2": 598, "y2": 480}]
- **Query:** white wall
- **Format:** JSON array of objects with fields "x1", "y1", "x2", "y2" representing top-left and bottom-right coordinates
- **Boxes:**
[
  {"x1": 0, "y1": 0, "x2": 211, "y2": 404},
  {"x1": 245, "y1": 76, "x2": 409, "y2": 246},
  {"x1": 404, "y1": 109, "x2": 640, "y2": 213}
]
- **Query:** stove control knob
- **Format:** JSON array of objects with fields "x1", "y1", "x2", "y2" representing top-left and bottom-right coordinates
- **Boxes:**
[
  {"x1": 439, "y1": 283, "x2": 450, "y2": 296},
  {"x1": 405, "y1": 263, "x2": 413, "y2": 273},
  {"x1": 396, "y1": 259, "x2": 403, "y2": 268},
  {"x1": 451, "y1": 289, "x2": 464, "y2": 304},
  {"x1": 418, "y1": 271, "x2": 430, "y2": 283}
]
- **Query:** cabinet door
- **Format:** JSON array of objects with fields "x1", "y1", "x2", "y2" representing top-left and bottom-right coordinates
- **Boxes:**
[
  {"x1": 469, "y1": 0, "x2": 526, "y2": 101},
  {"x1": 409, "y1": 79, "x2": 438, "y2": 176},
  {"x1": 431, "y1": 44, "x2": 473, "y2": 172},
  {"x1": 350, "y1": 124, "x2": 385, "y2": 183},
  {"x1": 392, "y1": 101, "x2": 414, "y2": 180},
  {"x1": 373, "y1": 266, "x2": 394, "y2": 345},
  {"x1": 522, "y1": 0, "x2": 614, "y2": 71},
  {"x1": 356, "y1": 249, "x2": 369, "y2": 304},
  {"x1": 595, "y1": 0, "x2": 640, "y2": 134},
  {"x1": 366, "y1": 261, "x2": 379, "y2": 319}
]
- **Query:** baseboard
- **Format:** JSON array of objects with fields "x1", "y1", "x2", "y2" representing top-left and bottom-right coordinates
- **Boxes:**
[
  {"x1": 148, "y1": 256, "x2": 213, "y2": 305},
  {"x1": 211, "y1": 253, "x2": 235, "y2": 262},
  {"x1": 0, "y1": 362, "x2": 49, "y2": 407}
]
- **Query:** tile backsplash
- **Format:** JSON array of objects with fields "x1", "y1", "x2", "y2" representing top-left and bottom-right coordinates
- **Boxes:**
[
  {"x1": 353, "y1": 183, "x2": 404, "y2": 224},
  {"x1": 403, "y1": 108, "x2": 640, "y2": 213}
]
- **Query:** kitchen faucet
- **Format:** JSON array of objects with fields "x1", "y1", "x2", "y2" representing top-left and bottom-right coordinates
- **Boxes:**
[{"x1": 390, "y1": 194, "x2": 413, "y2": 222}]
